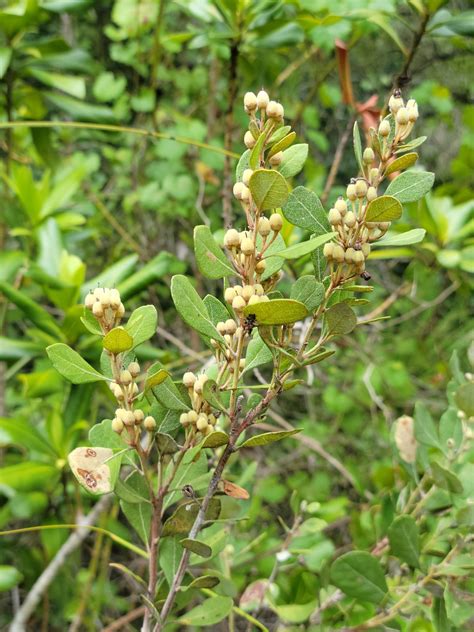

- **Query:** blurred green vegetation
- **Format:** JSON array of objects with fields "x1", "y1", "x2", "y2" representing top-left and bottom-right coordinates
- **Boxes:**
[{"x1": 0, "y1": 0, "x2": 472, "y2": 629}]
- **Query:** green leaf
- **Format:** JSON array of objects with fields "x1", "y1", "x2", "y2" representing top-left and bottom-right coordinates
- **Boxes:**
[
  {"x1": 171, "y1": 275, "x2": 224, "y2": 342},
  {"x1": 93, "y1": 71, "x2": 126, "y2": 102},
  {"x1": 249, "y1": 131, "x2": 267, "y2": 170},
  {"x1": 282, "y1": 186, "x2": 330, "y2": 235},
  {"x1": 243, "y1": 299, "x2": 308, "y2": 325},
  {"x1": 432, "y1": 597, "x2": 450, "y2": 632},
  {"x1": 388, "y1": 515, "x2": 420, "y2": 568},
  {"x1": 439, "y1": 407, "x2": 463, "y2": 451},
  {"x1": 240, "y1": 428, "x2": 301, "y2": 448},
  {"x1": 395, "y1": 136, "x2": 427, "y2": 154},
  {"x1": 28, "y1": 68, "x2": 86, "y2": 99},
  {"x1": 47, "y1": 343, "x2": 106, "y2": 384},
  {"x1": 118, "y1": 252, "x2": 182, "y2": 301},
  {"x1": 151, "y1": 362, "x2": 190, "y2": 412},
  {"x1": 454, "y1": 383, "x2": 474, "y2": 417},
  {"x1": 273, "y1": 232, "x2": 334, "y2": 260},
  {"x1": 202, "y1": 379, "x2": 227, "y2": 414},
  {"x1": 268, "y1": 131, "x2": 296, "y2": 157},
  {"x1": 278, "y1": 143, "x2": 308, "y2": 178},
  {"x1": 0, "y1": 462, "x2": 58, "y2": 493},
  {"x1": 290, "y1": 276, "x2": 324, "y2": 312},
  {"x1": 162, "y1": 498, "x2": 221, "y2": 537},
  {"x1": 125, "y1": 305, "x2": 158, "y2": 348},
  {"x1": 385, "y1": 171, "x2": 435, "y2": 203},
  {"x1": 103, "y1": 327, "x2": 133, "y2": 354},
  {"x1": 257, "y1": 232, "x2": 286, "y2": 281},
  {"x1": 0, "y1": 566, "x2": 22, "y2": 592},
  {"x1": 82, "y1": 255, "x2": 138, "y2": 299},
  {"x1": 178, "y1": 596, "x2": 233, "y2": 627},
  {"x1": 194, "y1": 225, "x2": 234, "y2": 279},
  {"x1": 0, "y1": 47, "x2": 12, "y2": 79},
  {"x1": 244, "y1": 331, "x2": 273, "y2": 373},
  {"x1": 89, "y1": 419, "x2": 130, "y2": 453},
  {"x1": 235, "y1": 149, "x2": 250, "y2": 181},
  {"x1": 325, "y1": 302, "x2": 357, "y2": 335},
  {"x1": 249, "y1": 169, "x2": 289, "y2": 210},
  {"x1": 385, "y1": 152, "x2": 418, "y2": 175},
  {"x1": 311, "y1": 243, "x2": 327, "y2": 282},
  {"x1": 81, "y1": 308, "x2": 103, "y2": 335},
  {"x1": 414, "y1": 401, "x2": 441, "y2": 450},
  {"x1": 0, "y1": 417, "x2": 56, "y2": 456},
  {"x1": 431, "y1": 461, "x2": 464, "y2": 494},
  {"x1": 201, "y1": 431, "x2": 229, "y2": 449},
  {"x1": 155, "y1": 432, "x2": 180, "y2": 455},
  {"x1": 143, "y1": 368, "x2": 169, "y2": 393},
  {"x1": 203, "y1": 295, "x2": 230, "y2": 326},
  {"x1": 269, "y1": 599, "x2": 318, "y2": 624},
  {"x1": 185, "y1": 575, "x2": 220, "y2": 589},
  {"x1": 164, "y1": 451, "x2": 208, "y2": 509},
  {"x1": 268, "y1": 125, "x2": 291, "y2": 145},
  {"x1": 353, "y1": 121, "x2": 364, "y2": 173},
  {"x1": 120, "y1": 473, "x2": 152, "y2": 544},
  {"x1": 330, "y1": 551, "x2": 388, "y2": 604},
  {"x1": 365, "y1": 195, "x2": 403, "y2": 222},
  {"x1": 374, "y1": 228, "x2": 426, "y2": 247},
  {"x1": 0, "y1": 280, "x2": 62, "y2": 339},
  {"x1": 180, "y1": 538, "x2": 212, "y2": 558}
]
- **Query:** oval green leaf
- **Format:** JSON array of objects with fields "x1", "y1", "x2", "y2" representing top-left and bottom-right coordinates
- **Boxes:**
[
  {"x1": 374, "y1": 228, "x2": 426, "y2": 247},
  {"x1": 271, "y1": 232, "x2": 334, "y2": 260},
  {"x1": 330, "y1": 551, "x2": 388, "y2": 604},
  {"x1": 385, "y1": 170, "x2": 435, "y2": 203},
  {"x1": 194, "y1": 225, "x2": 234, "y2": 279},
  {"x1": 201, "y1": 430, "x2": 229, "y2": 449},
  {"x1": 103, "y1": 326, "x2": 133, "y2": 354},
  {"x1": 243, "y1": 299, "x2": 308, "y2": 326},
  {"x1": 365, "y1": 195, "x2": 403, "y2": 222},
  {"x1": 249, "y1": 169, "x2": 289, "y2": 210},
  {"x1": 180, "y1": 538, "x2": 212, "y2": 558},
  {"x1": 388, "y1": 515, "x2": 420, "y2": 568},
  {"x1": 240, "y1": 428, "x2": 301, "y2": 449},
  {"x1": 47, "y1": 343, "x2": 106, "y2": 384},
  {"x1": 325, "y1": 302, "x2": 357, "y2": 336},
  {"x1": 385, "y1": 152, "x2": 418, "y2": 175}
]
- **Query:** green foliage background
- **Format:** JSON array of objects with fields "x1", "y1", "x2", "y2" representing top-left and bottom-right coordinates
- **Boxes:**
[{"x1": 0, "y1": 0, "x2": 472, "y2": 629}]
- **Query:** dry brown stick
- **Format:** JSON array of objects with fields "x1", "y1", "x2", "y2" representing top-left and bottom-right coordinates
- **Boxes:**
[
  {"x1": 103, "y1": 606, "x2": 147, "y2": 632},
  {"x1": 321, "y1": 114, "x2": 356, "y2": 206}
]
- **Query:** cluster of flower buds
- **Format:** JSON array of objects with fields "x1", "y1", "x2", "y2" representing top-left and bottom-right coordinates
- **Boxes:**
[
  {"x1": 224, "y1": 283, "x2": 269, "y2": 314},
  {"x1": 108, "y1": 361, "x2": 140, "y2": 403},
  {"x1": 385, "y1": 90, "x2": 419, "y2": 144},
  {"x1": 112, "y1": 407, "x2": 156, "y2": 436},
  {"x1": 243, "y1": 89, "x2": 284, "y2": 122},
  {"x1": 180, "y1": 372, "x2": 218, "y2": 436},
  {"x1": 85, "y1": 287, "x2": 125, "y2": 332}
]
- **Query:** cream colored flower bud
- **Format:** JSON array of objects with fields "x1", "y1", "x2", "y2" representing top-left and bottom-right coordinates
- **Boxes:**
[
  {"x1": 234, "y1": 284, "x2": 243, "y2": 295},
  {"x1": 255, "y1": 259, "x2": 266, "y2": 274},
  {"x1": 109, "y1": 288, "x2": 121, "y2": 308},
  {"x1": 328, "y1": 208, "x2": 341, "y2": 225},
  {"x1": 379, "y1": 222, "x2": 390, "y2": 231},
  {"x1": 244, "y1": 91, "x2": 257, "y2": 111},
  {"x1": 115, "y1": 408, "x2": 126, "y2": 420},
  {"x1": 114, "y1": 385, "x2": 124, "y2": 400},
  {"x1": 242, "y1": 285, "x2": 254, "y2": 301},
  {"x1": 275, "y1": 103, "x2": 284, "y2": 120},
  {"x1": 193, "y1": 374, "x2": 208, "y2": 394},
  {"x1": 128, "y1": 361, "x2": 140, "y2": 377},
  {"x1": 247, "y1": 294, "x2": 260, "y2": 305},
  {"x1": 232, "y1": 295, "x2": 246, "y2": 312},
  {"x1": 345, "y1": 247, "x2": 356, "y2": 263},
  {"x1": 239, "y1": 359, "x2": 246, "y2": 370},
  {"x1": 254, "y1": 283, "x2": 264, "y2": 296},
  {"x1": 241, "y1": 237, "x2": 255, "y2": 255},
  {"x1": 396, "y1": 107, "x2": 409, "y2": 125},
  {"x1": 389, "y1": 94, "x2": 404, "y2": 114},
  {"x1": 361, "y1": 243, "x2": 371, "y2": 257},
  {"x1": 183, "y1": 372, "x2": 196, "y2": 387},
  {"x1": 353, "y1": 250, "x2": 365, "y2": 264},
  {"x1": 92, "y1": 301, "x2": 103, "y2": 318},
  {"x1": 333, "y1": 244, "x2": 345, "y2": 263},
  {"x1": 99, "y1": 289, "x2": 111, "y2": 308},
  {"x1": 144, "y1": 416, "x2": 156, "y2": 431},
  {"x1": 242, "y1": 169, "x2": 253, "y2": 186},
  {"x1": 93, "y1": 287, "x2": 104, "y2": 300},
  {"x1": 85, "y1": 292, "x2": 95, "y2": 310},
  {"x1": 232, "y1": 182, "x2": 245, "y2": 200},
  {"x1": 407, "y1": 105, "x2": 418, "y2": 122},
  {"x1": 224, "y1": 287, "x2": 237, "y2": 304},
  {"x1": 369, "y1": 168, "x2": 379, "y2": 184},
  {"x1": 269, "y1": 151, "x2": 283, "y2": 166},
  {"x1": 179, "y1": 412, "x2": 190, "y2": 426},
  {"x1": 208, "y1": 414, "x2": 217, "y2": 426},
  {"x1": 216, "y1": 321, "x2": 227, "y2": 335},
  {"x1": 188, "y1": 410, "x2": 198, "y2": 423},
  {"x1": 346, "y1": 183, "x2": 357, "y2": 201},
  {"x1": 256, "y1": 90, "x2": 269, "y2": 109},
  {"x1": 258, "y1": 217, "x2": 271, "y2": 237},
  {"x1": 123, "y1": 411, "x2": 135, "y2": 427},
  {"x1": 266, "y1": 100, "x2": 280, "y2": 118},
  {"x1": 117, "y1": 303, "x2": 125, "y2": 318},
  {"x1": 406, "y1": 99, "x2": 416, "y2": 109},
  {"x1": 134, "y1": 409, "x2": 144, "y2": 424},
  {"x1": 394, "y1": 415, "x2": 417, "y2": 463},
  {"x1": 344, "y1": 211, "x2": 356, "y2": 228},
  {"x1": 269, "y1": 213, "x2": 283, "y2": 232},
  {"x1": 132, "y1": 383, "x2": 139, "y2": 395},
  {"x1": 196, "y1": 414, "x2": 208, "y2": 432},
  {"x1": 244, "y1": 131, "x2": 256, "y2": 149},
  {"x1": 367, "y1": 186, "x2": 377, "y2": 202},
  {"x1": 363, "y1": 147, "x2": 375, "y2": 164},
  {"x1": 240, "y1": 185, "x2": 251, "y2": 203},
  {"x1": 378, "y1": 120, "x2": 391, "y2": 137},
  {"x1": 335, "y1": 197, "x2": 347, "y2": 214},
  {"x1": 225, "y1": 319, "x2": 237, "y2": 335},
  {"x1": 112, "y1": 418, "x2": 124, "y2": 434},
  {"x1": 355, "y1": 180, "x2": 368, "y2": 198},
  {"x1": 120, "y1": 370, "x2": 132, "y2": 386},
  {"x1": 323, "y1": 242, "x2": 334, "y2": 259}
]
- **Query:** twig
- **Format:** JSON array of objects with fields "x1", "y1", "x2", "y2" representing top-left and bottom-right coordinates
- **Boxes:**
[
  {"x1": 156, "y1": 325, "x2": 203, "y2": 361},
  {"x1": 103, "y1": 606, "x2": 146, "y2": 631},
  {"x1": 87, "y1": 189, "x2": 142, "y2": 254},
  {"x1": 321, "y1": 114, "x2": 356, "y2": 206},
  {"x1": 387, "y1": 281, "x2": 459, "y2": 326},
  {"x1": 393, "y1": 9, "x2": 431, "y2": 90},
  {"x1": 10, "y1": 496, "x2": 110, "y2": 632}
]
